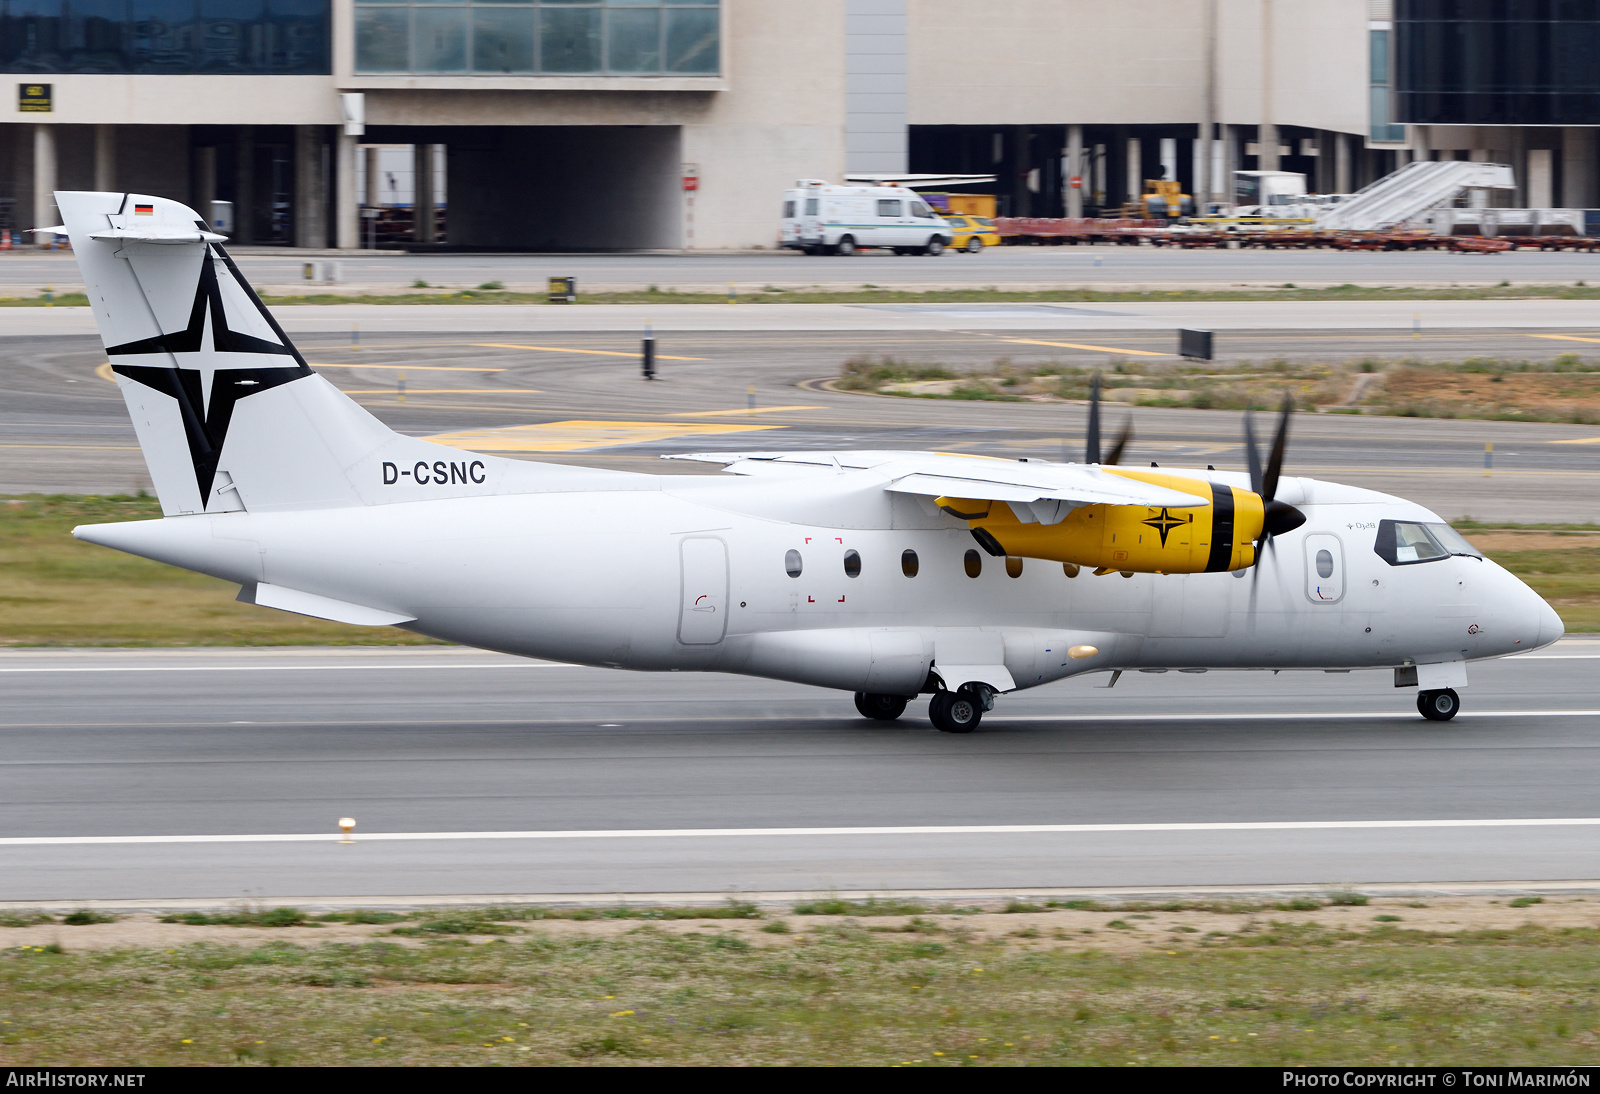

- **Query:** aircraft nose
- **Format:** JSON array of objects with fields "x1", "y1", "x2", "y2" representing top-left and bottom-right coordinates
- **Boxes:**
[{"x1": 1534, "y1": 597, "x2": 1565, "y2": 650}]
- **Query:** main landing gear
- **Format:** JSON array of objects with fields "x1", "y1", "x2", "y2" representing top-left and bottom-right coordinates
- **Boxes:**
[
  {"x1": 1418, "y1": 688, "x2": 1461, "y2": 721},
  {"x1": 855, "y1": 685, "x2": 997, "y2": 732},
  {"x1": 854, "y1": 692, "x2": 908, "y2": 721},
  {"x1": 928, "y1": 685, "x2": 996, "y2": 734}
]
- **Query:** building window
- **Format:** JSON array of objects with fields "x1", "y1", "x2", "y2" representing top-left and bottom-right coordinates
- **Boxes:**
[
  {"x1": 354, "y1": 0, "x2": 719, "y2": 76},
  {"x1": 0, "y1": 0, "x2": 331, "y2": 74},
  {"x1": 1370, "y1": 25, "x2": 1406, "y2": 142}
]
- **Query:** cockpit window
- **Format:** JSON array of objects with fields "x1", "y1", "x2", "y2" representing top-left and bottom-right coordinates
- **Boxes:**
[{"x1": 1374, "y1": 520, "x2": 1483, "y2": 566}]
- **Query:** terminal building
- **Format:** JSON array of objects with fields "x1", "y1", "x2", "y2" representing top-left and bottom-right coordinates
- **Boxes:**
[{"x1": 2, "y1": 0, "x2": 1595, "y2": 249}]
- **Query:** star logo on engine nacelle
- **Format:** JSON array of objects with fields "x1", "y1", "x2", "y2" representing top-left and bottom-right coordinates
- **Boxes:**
[{"x1": 1141, "y1": 507, "x2": 1188, "y2": 547}]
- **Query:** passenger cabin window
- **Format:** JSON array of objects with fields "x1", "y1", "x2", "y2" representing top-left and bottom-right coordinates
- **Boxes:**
[
  {"x1": 783, "y1": 200, "x2": 795, "y2": 218},
  {"x1": 964, "y1": 549, "x2": 982, "y2": 578},
  {"x1": 1063, "y1": 562, "x2": 1080, "y2": 578},
  {"x1": 804, "y1": 197, "x2": 819, "y2": 215},
  {"x1": 784, "y1": 549, "x2": 802, "y2": 577},
  {"x1": 843, "y1": 549, "x2": 861, "y2": 578},
  {"x1": 1373, "y1": 520, "x2": 1483, "y2": 566},
  {"x1": 901, "y1": 549, "x2": 919, "y2": 577},
  {"x1": 877, "y1": 199, "x2": 903, "y2": 217},
  {"x1": 1315, "y1": 549, "x2": 1335, "y2": 579},
  {"x1": 1005, "y1": 556, "x2": 1024, "y2": 579}
]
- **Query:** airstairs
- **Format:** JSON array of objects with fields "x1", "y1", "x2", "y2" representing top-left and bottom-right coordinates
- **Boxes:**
[{"x1": 1311, "y1": 160, "x2": 1515, "y2": 231}]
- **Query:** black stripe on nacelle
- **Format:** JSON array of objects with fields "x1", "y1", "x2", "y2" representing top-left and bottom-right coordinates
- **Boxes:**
[{"x1": 1206, "y1": 484, "x2": 1235, "y2": 573}]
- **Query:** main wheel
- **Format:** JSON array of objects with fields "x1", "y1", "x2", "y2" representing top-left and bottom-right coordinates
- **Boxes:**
[
  {"x1": 925, "y1": 236, "x2": 946, "y2": 256},
  {"x1": 964, "y1": 235, "x2": 984, "y2": 253},
  {"x1": 929, "y1": 690, "x2": 982, "y2": 733},
  {"x1": 854, "y1": 692, "x2": 908, "y2": 721},
  {"x1": 836, "y1": 236, "x2": 857, "y2": 256},
  {"x1": 1418, "y1": 688, "x2": 1460, "y2": 721}
]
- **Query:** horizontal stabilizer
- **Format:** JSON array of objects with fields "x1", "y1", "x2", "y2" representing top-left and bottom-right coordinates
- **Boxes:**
[
  {"x1": 89, "y1": 226, "x2": 228, "y2": 244},
  {"x1": 239, "y1": 581, "x2": 415, "y2": 627}
]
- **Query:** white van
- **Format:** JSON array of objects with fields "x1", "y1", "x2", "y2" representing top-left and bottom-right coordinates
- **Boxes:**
[{"x1": 780, "y1": 180, "x2": 953, "y2": 255}]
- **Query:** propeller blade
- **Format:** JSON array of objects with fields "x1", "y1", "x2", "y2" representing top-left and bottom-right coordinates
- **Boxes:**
[
  {"x1": 1104, "y1": 418, "x2": 1133, "y2": 466},
  {"x1": 1262, "y1": 392, "x2": 1294, "y2": 504},
  {"x1": 1242, "y1": 409, "x2": 1263, "y2": 497},
  {"x1": 1085, "y1": 373, "x2": 1101, "y2": 464}
]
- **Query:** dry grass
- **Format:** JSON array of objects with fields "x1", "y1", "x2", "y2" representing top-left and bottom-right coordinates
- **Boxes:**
[{"x1": 1, "y1": 895, "x2": 1597, "y2": 1066}]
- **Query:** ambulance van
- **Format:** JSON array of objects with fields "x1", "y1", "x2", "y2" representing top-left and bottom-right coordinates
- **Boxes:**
[{"x1": 780, "y1": 180, "x2": 953, "y2": 255}]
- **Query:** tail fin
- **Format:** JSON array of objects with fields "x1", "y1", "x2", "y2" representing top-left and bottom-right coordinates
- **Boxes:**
[{"x1": 59, "y1": 191, "x2": 608, "y2": 516}]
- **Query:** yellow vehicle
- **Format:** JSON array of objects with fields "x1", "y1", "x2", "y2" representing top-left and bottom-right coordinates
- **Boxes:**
[{"x1": 943, "y1": 213, "x2": 1001, "y2": 252}]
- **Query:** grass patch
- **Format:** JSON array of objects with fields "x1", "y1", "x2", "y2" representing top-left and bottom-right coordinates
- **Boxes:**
[
  {"x1": 159, "y1": 908, "x2": 311, "y2": 928},
  {"x1": 0, "y1": 921, "x2": 1598, "y2": 1064},
  {"x1": 832, "y1": 352, "x2": 1600, "y2": 425},
  {"x1": 0, "y1": 494, "x2": 443, "y2": 646}
]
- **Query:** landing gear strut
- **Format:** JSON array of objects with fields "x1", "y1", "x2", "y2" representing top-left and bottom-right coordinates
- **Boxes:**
[
  {"x1": 854, "y1": 692, "x2": 908, "y2": 721},
  {"x1": 929, "y1": 685, "x2": 994, "y2": 733},
  {"x1": 1418, "y1": 688, "x2": 1460, "y2": 721}
]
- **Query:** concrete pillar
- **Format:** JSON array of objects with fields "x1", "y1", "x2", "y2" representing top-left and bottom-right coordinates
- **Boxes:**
[
  {"x1": 1527, "y1": 148, "x2": 1553, "y2": 209},
  {"x1": 413, "y1": 142, "x2": 436, "y2": 244},
  {"x1": 336, "y1": 132, "x2": 359, "y2": 250},
  {"x1": 1509, "y1": 127, "x2": 1527, "y2": 207},
  {"x1": 234, "y1": 126, "x2": 255, "y2": 244},
  {"x1": 364, "y1": 146, "x2": 381, "y2": 207},
  {"x1": 1562, "y1": 128, "x2": 1596, "y2": 209},
  {"x1": 1411, "y1": 124, "x2": 1431, "y2": 164},
  {"x1": 1065, "y1": 124, "x2": 1083, "y2": 218},
  {"x1": 1335, "y1": 132, "x2": 1352, "y2": 193},
  {"x1": 1258, "y1": 0, "x2": 1278, "y2": 171},
  {"x1": 1198, "y1": 0, "x2": 1216, "y2": 208},
  {"x1": 1126, "y1": 137, "x2": 1141, "y2": 203},
  {"x1": 193, "y1": 145, "x2": 217, "y2": 215},
  {"x1": 294, "y1": 125, "x2": 326, "y2": 248},
  {"x1": 32, "y1": 125, "x2": 57, "y2": 235},
  {"x1": 94, "y1": 124, "x2": 115, "y2": 192}
]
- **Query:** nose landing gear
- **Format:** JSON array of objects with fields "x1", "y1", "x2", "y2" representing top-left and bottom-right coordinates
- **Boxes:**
[
  {"x1": 1418, "y1": 688, "x2": 1460, "y2": 721},
  {"x1": 929, "y1": 684, "x2": 996, "y2": 733}
]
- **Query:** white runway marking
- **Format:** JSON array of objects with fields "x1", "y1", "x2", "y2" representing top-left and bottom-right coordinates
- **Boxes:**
[{"x1": 2, "y1": 817, "x2": 1597, "y2": 847}]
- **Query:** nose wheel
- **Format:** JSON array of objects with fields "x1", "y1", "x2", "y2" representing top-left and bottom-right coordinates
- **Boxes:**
[
  {"x1": 854, "y1": 692, "x2": 909, "y2": 721},
  {"x1": 929, "y1": 689, "x2": 986, "y2": 733},
  {"x1": 1418, "y1": 688, "x2": 1460, "y2": 721}
]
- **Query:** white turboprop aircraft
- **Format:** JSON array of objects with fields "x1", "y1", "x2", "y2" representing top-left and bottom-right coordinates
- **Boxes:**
[{"x1": 56, "y1": 191, "x2": 1562, "y2": 731}]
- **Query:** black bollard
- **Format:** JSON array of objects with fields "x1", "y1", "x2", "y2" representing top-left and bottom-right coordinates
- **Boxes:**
[{"x1": 642, "y1": 325, "x2": 656, "y2": 381}]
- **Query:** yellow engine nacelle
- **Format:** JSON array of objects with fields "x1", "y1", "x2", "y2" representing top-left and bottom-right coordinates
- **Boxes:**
[{"x1": 939, "y1": 470, "x2": 1266, "y2": 575}]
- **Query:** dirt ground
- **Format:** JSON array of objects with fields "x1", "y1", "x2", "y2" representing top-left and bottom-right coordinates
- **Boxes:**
[{"x1": 3, "y1": 895, "x2": 1593, "y2": 955}]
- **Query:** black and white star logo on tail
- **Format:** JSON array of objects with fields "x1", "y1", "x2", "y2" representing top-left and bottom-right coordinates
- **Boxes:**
[
  {"x1": 1141, "y1": 507, "x2": 1188, "y2": 547},
  {"x1": 108, "y1": 244, "x2": 312, "y2": 506}
]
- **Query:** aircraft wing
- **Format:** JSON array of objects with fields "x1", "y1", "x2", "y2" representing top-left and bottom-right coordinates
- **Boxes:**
[
  {"x1": 664, "y1": 451, "x2": 1208, "y2": 511},
  {"x1": 884, "y1": 463, "x2": 1207, "y2": 510}
]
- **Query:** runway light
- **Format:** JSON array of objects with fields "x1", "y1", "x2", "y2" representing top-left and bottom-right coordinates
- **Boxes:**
[
  {"x1": 1068, "y1": 645, "x2": 1100, "y2": 660},
  {"x1": 338, "y1": 817, "x2": 357, "y2": 843}
]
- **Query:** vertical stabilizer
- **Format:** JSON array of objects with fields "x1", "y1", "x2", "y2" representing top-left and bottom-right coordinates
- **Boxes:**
[
  {"x1": 59, "y1": 191, "x2": 312, "y2": 515},
  {"x1": 60, "y1": 191, "x2": 635, "y2": 515}
]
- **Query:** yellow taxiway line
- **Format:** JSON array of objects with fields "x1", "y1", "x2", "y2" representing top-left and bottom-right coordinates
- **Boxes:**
[
  {"x1": 996, "y1": 337, "x2": 1170, "y2": 357},
  {"x1": 1529, "y1": 334, "x2": 1600, "y2": 345},
  {"x1": 675, "y1": 406, "x2": 825, "y2": 417},
  {"x1": 472, "y1": 342, "x2": 705, "y2": 361},
  {"x1": 423, "y1": 419, "x2": 779, "y2": 453}
]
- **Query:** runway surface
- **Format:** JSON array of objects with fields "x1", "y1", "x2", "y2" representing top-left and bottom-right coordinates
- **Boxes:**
[
  {"x1": 6, "y1": 322, "x2": 1600, "y2": 520},
  {"x1": 7, "y1": 246, "x2": 1600, "y2": 294},
  {"x1": 0, "y1": 643, "x2": 1595, "y2": 901}
]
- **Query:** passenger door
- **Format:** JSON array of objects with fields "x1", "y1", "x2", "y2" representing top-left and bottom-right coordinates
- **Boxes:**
[
  {"x1": 876, "y1": 197, "x2": 906, "y2": 246},
  {"x1": 679, "y1": 537, "x2": 728, "y2": 644}
]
